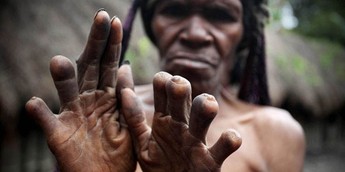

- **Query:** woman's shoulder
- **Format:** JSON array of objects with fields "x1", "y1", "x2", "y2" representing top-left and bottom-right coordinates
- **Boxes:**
[
  {"x1": 134, "y1": 84, "x2": 154, "y2": 107},
  {"x1": 221, "y1": 88, "x2": 304, "y2": 147},
  {"x1": 252, "y1": 106, "x2": 305, "y2": 168},
  {"x1": 238, "y1": 105, "x2": 305, "y2": 171},
  {"x1": 135, "y1": 84, "x2": 153, "y2": 95},
  {"x1": 220, "y1": 88, "x2": 303, "y2": 135},
  {"x1": 218, "y1": 89, "x2": 305, "y2": 171},
  {"x1": 252, "y1": 106, "x2": 304, "y2": 137}
]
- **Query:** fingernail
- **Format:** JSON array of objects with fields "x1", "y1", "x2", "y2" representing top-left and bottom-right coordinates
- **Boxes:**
[
  {"x1": 94, "y1": 8, "x2": 106, "y2": 20},
  {"x1": 110, "y1": 16, "x2": 118, "y2": 23}
]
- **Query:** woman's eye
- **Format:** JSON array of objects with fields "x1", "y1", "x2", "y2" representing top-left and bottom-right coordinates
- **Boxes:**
[
  {"x1": 204, "y1": 9, "x2": 237, "y2": 23},
  {"x1": 159, "y1": 4, "x2": 188, "y2": 18}
]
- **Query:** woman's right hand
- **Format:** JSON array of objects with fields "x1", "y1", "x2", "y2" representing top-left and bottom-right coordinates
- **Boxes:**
[{"x1": 25, "y1": 10, "x2": 136, "y2": 172}]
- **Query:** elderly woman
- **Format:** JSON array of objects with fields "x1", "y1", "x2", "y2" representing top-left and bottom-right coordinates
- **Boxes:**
[{"x1": 25, "y1": 0, "x2": 305, "y2": 171}]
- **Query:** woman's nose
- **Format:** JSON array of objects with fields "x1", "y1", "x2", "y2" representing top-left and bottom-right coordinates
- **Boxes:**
[{"x1": 179, "y1": 16, "x2": 213, "y2": 48}]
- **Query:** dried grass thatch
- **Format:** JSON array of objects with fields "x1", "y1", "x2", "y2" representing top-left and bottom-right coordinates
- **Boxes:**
[{"x1": 266, "y1": 28, "x2": 345, "y2": 118}]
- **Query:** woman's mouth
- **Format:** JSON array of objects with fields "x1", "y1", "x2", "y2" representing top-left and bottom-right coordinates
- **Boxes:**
[{"x1": 165, "y1": 51, "x2": 218, "y2": 69}]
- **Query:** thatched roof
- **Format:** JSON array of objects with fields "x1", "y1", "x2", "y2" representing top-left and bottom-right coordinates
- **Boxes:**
[
  {"x1": 0, "y1": 0, "x2": 132, "y2": 121},
  {"x1": 266, "y1": 28, "x2": 345, "y2": 117}
]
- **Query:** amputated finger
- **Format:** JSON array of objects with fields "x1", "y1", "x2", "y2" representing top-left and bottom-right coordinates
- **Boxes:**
[
  {"x1": 77, "y1": 9, "x2": 111, "y2": 93},
  {"x1": 25, "y1": 97, "x2": 59, "y2": 137},
  {"x1": 166, "y1": 75, "x2": 191, "y2": 124},
  {"x1": 189, "y1": 94, "x2": 218, "y2": 143},
  {"x1": 209, "y1": 129, "x2": 242, "y2": 164},
  {"x1": 99, "y1": 16, "x2": 123, "y2": 91},
  {"x1": 50, "y1": 55, "x2": 79, "y2": 109},
  {"x1": 153, "y1": 72, "x2": 172, "y2": 114}
]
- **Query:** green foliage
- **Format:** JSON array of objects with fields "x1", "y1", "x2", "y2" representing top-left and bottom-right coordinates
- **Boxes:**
[
  {"x1": 125, "y1": 37, "x2": 152, "y2": 61},
  {"x1": 268, "y1": 0, "x2": 284, "y2": 23},
  {"x1": 311, "y1": 38, "x2": 345, "y2": 82},
  {"x1": 289, "y1": 0, "x2": 345, "y2": 45},
  {"x1": 124, "y1": 36, "x2": 158, "y2": 84},
  {"x1": 272, "y1": 31, "x2": 345, "y2": 88}
]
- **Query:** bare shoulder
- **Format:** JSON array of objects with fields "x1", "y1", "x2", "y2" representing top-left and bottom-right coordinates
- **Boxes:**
[
  {"x1": 134, "y1": 84, "x2": 155, "y2": 122},
  {"x1": 252, "y1": 106, "x2": 304, "y2": 139},
  {"x1": 134, "y1": 84, "x2": 154, "y2": 106},
  {"x1": 251, "y1": 106, "x2": 306, "y2": 171},
  {"x1": 135, "y1": 84, "x2": 153, "y2": 95}
]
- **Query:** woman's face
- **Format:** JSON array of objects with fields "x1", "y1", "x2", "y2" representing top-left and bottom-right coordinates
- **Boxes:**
[{"x1": 151, "y1": 0, "x2": 243, "y2": 87}]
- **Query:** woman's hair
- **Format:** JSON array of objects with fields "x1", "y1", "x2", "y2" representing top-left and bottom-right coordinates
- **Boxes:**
[
  {"x1": 236, "y1": 0, "x2": 270, "y2": 105},
  {"x1": 121, "y1": 0, "x2": 270, "y2": 106}
]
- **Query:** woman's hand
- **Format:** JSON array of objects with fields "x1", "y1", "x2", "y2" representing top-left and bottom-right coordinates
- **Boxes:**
[
  {"x1": 25, "y1": 10, "x2": 136, "y2": 172},
  {"x1": 121, "y1": 72, "x2": 242, "y2": 172}
]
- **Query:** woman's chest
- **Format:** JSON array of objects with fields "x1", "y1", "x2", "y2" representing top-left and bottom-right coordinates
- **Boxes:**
[{"x1": 207, "y1": 118, "x2": 269, "y2": 172}]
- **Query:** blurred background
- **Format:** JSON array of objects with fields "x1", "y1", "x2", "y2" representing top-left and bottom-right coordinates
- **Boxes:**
[{"x1": 0, "y1": 0, "x2": 344, "y2": 171}]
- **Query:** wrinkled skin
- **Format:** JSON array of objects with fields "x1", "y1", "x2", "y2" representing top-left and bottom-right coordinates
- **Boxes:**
[
  {"x1": 136, "y1": 0, "x2": 305, "y2": 171},
  {"x1": 25, "y1": 10, "x2": 242, "y2": 172},
  {"x1": 25, "y1": 0, "x2": 306, "y2": 170},
  {"x1": 121, "y1": 72, "x2": 241, "y2": 172},
  {"x1": 151, "y1": 0, "x2": 243, "y2": 98},
  {"x1": 25, "y1": 11, "x2": 136, "y2": 172}
]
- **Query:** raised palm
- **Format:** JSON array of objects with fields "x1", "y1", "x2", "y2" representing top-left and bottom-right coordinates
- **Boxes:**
[
  {"x1": 25, "y1": 11, "x2": 136, "y2": 172},
  {"x1": 26, "y1": 9, "x2": 242, "y2": 172},
  {"x1": 121, "y1": 72, "x2": 242, "y2": 172}
]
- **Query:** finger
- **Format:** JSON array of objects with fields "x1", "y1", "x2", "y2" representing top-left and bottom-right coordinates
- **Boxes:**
[
  {"x1": 121, "y1": 88, "x2": 151, "y2": 146},
  {"x1": 189, "y1": 94, "x2": 218, "y2": 143},
  {"x1": 209, "y1": 129, "x2": 242, "y2": 164},
  {"x1": 99, "y1": 16, "x2": 123, "y2": 90},
  {"x1": 153, "y1": 72, "x2": 172, "y2": 114},
  {"x1": 25, "y1": 97, "x2": 59, "y2": 136},
  {"x1": 50, "y1": 55, "x2": 79, "y2": 108},
  {"x1": 166, "y1": 75, "x2": 191, "y2": 124},
  {"x1": 77, "y1": 9, "x2": 111, "y2": 93},
  {"x1": 116, "y1": 63, "x2": 135, "y2": 128},
  {"x1": 116, "y1": 62, "x2": 134, "y2": 96}
]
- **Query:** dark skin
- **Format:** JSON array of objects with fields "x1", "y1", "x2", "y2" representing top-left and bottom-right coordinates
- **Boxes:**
[
  {"x1": 26, "y1": 0, "x2": 305, "y2": 171},
  {"x1": 26, "y1": 9, "x2": 242, "y2": 172},
  {"x1": 152, "y1": 0, "x2": 243, "y2": 98},
  {"x1": 121, "y1": 72, "x2": 241, "y2": 171},
  {"x1": 137, "y1": 0, "x2": 305, "y2": 171},
  {"x1": 26, "y1": 13, "x2": 136, "y2": 172}
]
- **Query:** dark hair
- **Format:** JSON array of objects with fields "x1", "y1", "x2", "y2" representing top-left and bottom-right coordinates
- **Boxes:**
[
  {"x1": 121, "y1": 0, "x2": 270, "y2": 105},
  {"x1": 237, "y1": 0, "x2": 270, "y2": 105}
]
